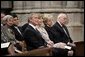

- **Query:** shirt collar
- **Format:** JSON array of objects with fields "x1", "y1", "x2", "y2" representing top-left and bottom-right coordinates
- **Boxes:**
[
  {"x1": 57, "y1": 21, "x2": 62, "y2": 27},
  {"x1": 29, "y1": 23, "x2": 37, "y2": 30}
]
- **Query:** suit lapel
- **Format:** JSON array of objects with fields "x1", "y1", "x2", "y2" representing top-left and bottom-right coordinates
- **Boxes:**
[
  {"x1": 56, "y1": 22, "x2": 69, "y2": 37},
  {"x1": 28, "y1": 25, "x2": 36, "y2": 32},
  {"x1": 28, "y1": 25, "x2": 41, "y2": 35},
  {"x1": 56, "y1": 22, "x2": 65, "y2": 33},
  {"x1": 62, "y1": 25, "x2": 70, "y2": 37}
]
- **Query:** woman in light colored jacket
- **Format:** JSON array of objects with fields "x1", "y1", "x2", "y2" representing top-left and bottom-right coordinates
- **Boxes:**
[{"x1": 36, "y1": 14, "x2": 54, "y2": 48}]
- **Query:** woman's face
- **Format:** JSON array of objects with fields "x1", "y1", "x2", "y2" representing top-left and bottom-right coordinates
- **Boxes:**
[
  {"x1": 38, "y1": 19, "x2": 43, "y2": 25},
  {"x1": 46, "y1": 19, "x2": 53, "y2": 27},
  {"x1": 6, "y1": 18, "x2": 14, "y2": 26}
]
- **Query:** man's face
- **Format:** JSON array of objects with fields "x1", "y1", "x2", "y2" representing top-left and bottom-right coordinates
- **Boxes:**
[
  {"x1": 30, "y1": 14, "x2": 40, "y2": 26},
  {"x1": 60, "y1": 15, "x2": 68, "y2": 25},
  {"x1": 13, "y1": 17, "x2": 19, "y2": 25}
]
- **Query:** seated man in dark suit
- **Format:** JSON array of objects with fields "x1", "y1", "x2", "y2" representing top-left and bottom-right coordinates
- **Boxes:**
[
  {"x1": 11, "y1": 13, "x2": 27, "y2": 52},
  {"x1": 23, "y1": 13, "x2": 46, "y2": 51},
  {"x1": 11, "y1": 14, "x2": 23, "y2": 41},
  {"x1": 52, "y1": 13, "x2": 76, "y2": 56}
]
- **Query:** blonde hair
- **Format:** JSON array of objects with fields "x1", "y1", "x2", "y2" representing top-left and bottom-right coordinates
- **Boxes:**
[
  {"x1": 42, "y1": 14, "x2": 53, "y2": 22},
  {"x1": 42, "y1": 14, "x2": 54, "y2": 27},
  {"x1": 43, "y1": 14, "x2": 53, "y2": 19}
]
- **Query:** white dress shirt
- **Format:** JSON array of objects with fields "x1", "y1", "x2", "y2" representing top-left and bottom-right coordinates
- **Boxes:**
[{"x1": 29, "y1": 23, "x2": 37, "y2": 30}]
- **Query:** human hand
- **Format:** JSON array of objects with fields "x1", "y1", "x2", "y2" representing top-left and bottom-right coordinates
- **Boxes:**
[
  {"x1": 53, "y1": 42, "x2": 67, "y2": 49},
  {"x1": 47, "y1": 41, "x2": 54, "y2": 47},
  {"x1": 67, "y1": 42, "x2": 76, "y2": 47}
]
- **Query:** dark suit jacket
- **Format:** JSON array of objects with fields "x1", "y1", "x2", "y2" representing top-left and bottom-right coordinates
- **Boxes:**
[
  {"x1": 45, "y1": 23, "x2": 74, "y2": 56},
  {"x1": 45, "y1": 25, "x2": 55, "y2": 41},
  {"x1": 52, "y1": 22, "x2": 73, "y2": 44},
  {"x1": 21, "y1": 23, "x2": 29, "y2": 33},
  {"x1": 11, "y1": 25, "x2": 24, "y2": 41},
  {"x1": 23, "y1": 24, "x2": 46, "y2": 51},
  {"x1": 44, "y1": 25, "x2": 59, "y2": 44}
]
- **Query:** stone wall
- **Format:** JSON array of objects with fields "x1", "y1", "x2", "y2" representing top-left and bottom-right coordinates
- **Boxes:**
[
  {"x1": 1, "y1": 1, "x2": 12, "y2": 8},
  {"x1": 1, "y1": 1, "x2": 84, "y2": 42}
]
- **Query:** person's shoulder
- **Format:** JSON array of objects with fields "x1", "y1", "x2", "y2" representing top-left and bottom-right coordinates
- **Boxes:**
[
  {"x1": 24, "y1": 23, "x2": 29, "y2": 26},
  {"x1": 25, "y1": 25, "x2": 33, "y2": 31},
  {"x1": 53, "y1": 22, "x2": 60, "y2": 27},
  {"x1": 22, "y1": 23, "x2": 28, "y2": 27}
]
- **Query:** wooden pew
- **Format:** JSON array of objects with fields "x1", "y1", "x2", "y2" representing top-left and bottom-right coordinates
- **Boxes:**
[
  {"x1": 6, "y1": 47, "x2": 52, "y2": 56},
  {"x1": 74, "y1": 41, "x2": 84, "y2": 56}
]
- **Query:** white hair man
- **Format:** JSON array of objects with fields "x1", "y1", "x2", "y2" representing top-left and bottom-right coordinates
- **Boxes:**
[{"x1": 52, "y1": 13, "x2": 76, "y2": 56}]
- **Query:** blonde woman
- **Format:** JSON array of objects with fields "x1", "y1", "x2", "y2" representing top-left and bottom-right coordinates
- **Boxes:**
[{"x1": 36, "y1": 16, "x2": 54, "y2": 47}]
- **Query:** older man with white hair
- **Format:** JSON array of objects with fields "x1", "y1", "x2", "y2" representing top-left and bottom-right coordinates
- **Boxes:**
[{"x1": 52, "y1": 13, "x2": 76, "y2": 56}]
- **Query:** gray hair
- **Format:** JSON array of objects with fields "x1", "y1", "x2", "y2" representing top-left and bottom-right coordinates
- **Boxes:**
[
  {"x1": 28, "y1": 13, "x2": 41, "y2": 20},
  {"x1": 3, "y1": 15, "x2": 13, "y2": 21},
  {"x1": 2, "y1": 15, "x2": 13, "y2": 24},
  {"x1": 57, "y1": 13, "x2": 67, "y2": 20}
]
